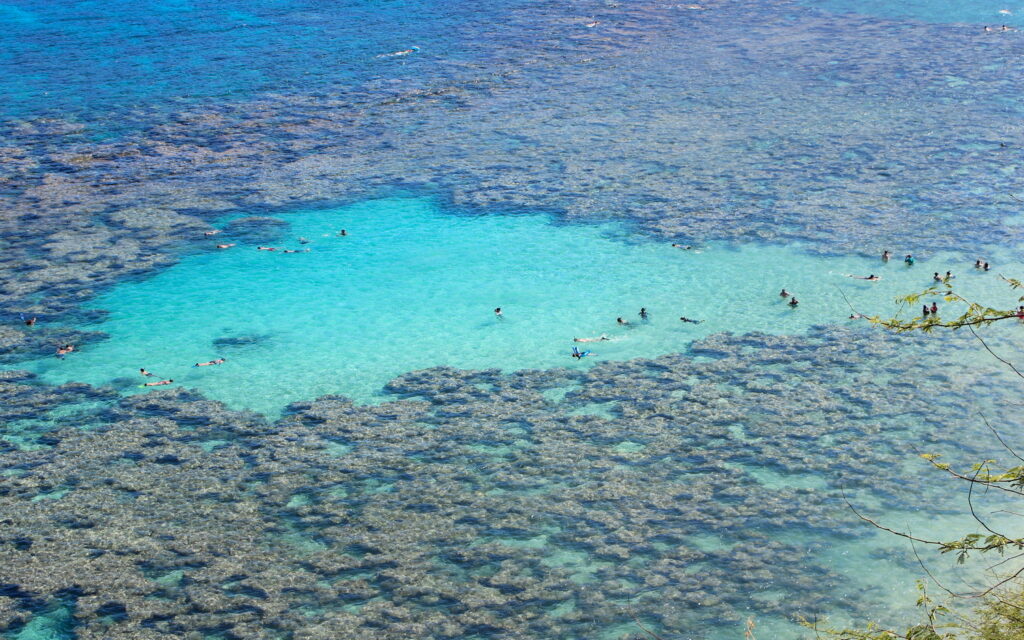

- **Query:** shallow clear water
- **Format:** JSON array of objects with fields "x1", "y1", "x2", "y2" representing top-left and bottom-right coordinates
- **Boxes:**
[{"x1": 18, "y1": 196, "x2": 1020, "y2": 415}]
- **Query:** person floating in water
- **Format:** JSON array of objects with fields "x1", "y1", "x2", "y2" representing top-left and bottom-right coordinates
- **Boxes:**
[
  {"x1": 904, "y1": 254, "x2": 915, "y2": 265},
  {"x1": 494, "y1": 307, "x2": 503, "y2": 319},
  {"x1": 571, "y1": 346, "x2": 593, "y2": 359},
  {"x1": 20, "y1": 313, "x2": 36, "y2": 327},
  {"x1": 376, "y1": 46, "x2": 420, "y2": 58},
  {"x1": 882, "y1": 250, "x2": 891, "y2": 262},
  {"x1": 945, "y1": 270, "x2": 954, "y2": 280},
  {"x1": 789, "y1": 297, "x2": 799, "y2": 307},
  {"x1": 282, "y1": 249, "x2": 310, "y2": 253},
  {"x1": 257, "y1": 246, "x2": 278, "y2": 251},
  {"x1": 779, "y1": 289, "x2": 790, "y2": 298},
  {"x1": 639, "y1": 308, "x2": 649, "y2": 321},
  {"x1": 846, "y1": 274, "x2": 880, "y2": 281},
  {"x1": 204, "y1": 229, "x2": 221, "y2": 236},
  {"x1": 195, "y1": 358, "x2": 226, "y2": 367},
  {"x1": 338, "y1": 230, "x2": 348, "y2": 236},
  {"x1": 975, "y1": 259, "x2": 983, "y2": 269},
  {"x1": 139, "y1": 368, "x2": 156, "y2": 377},
  {"x1": 933, "y1": 272, "x2": 943, "y2": 282},
  {"x1": 849, "y1": 313, "x2": 865, "y2": 320},
  {"x1": 574, "y1": 335, "x2": 610, "y2": 343},
  {"x1": 55, "y1": 344, "x2": 75, "y2": 358},
  {"x1": 617, "y1": 317, "x2": 630, "y2": 326},
  {"x1": 143, "y1": 379, "x2": 174, "y2": 387},
  {"x1": 671, "y1": 243, "x2": 693, "y2": 250},
  {"x1": 679, "y1": 317, "x2": 703, "y2": 324},
  {"x1": 299, "y1": 237, "x2": 310, "y2": 245},
  {"x1": 216, "y1": 243, "x2": 235, "y2": 249},
  {"x1": 984, "y1": 262, "x2": 991, "y2": 271}
]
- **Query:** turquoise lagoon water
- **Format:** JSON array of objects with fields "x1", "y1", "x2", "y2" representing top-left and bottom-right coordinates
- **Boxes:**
[{"x1": 21, "y1": 197, "x2": 1024, "y2": 415}]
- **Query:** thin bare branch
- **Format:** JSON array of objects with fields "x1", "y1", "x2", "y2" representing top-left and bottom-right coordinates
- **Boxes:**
[
  {"x1": 967, "y1": 324, "x2": 1024, "y2": 381},
  {"x1": 981, "y1": 414, "x2": 1024, "y2": 463},
  {"x1": 841, "y1": 487, "x2": 944, "y2": 545}
]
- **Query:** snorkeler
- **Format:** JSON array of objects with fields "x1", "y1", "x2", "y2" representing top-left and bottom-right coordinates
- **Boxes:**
[
  {"x1": 574, "y1": 335, "x2": 610, "y2": 343},
  {"x1": 617, "y1": 317, "x2": 630, "y2": 326},
  {"x1": 679, "y1": 317, "x2": 703, "y2": 324},
  {"x1": 194, "y1": 358, "x2": 226, "y2": 367},
  {"x1": 376, "y1": 46, "x2": 420, "y2": 58},
  {"x1": 945, "y1": 270, "x2": 954, "y2": 280},
  {"x1": 139, "y1": 368, "x2": 156, "y2": 377},
  {"x1": 338, "y1": 230, "x2": 348, "y2": 236},
  {"x1": 933, "y1": 272, "x2": 942, "y2": 282},
  {"x1": 257, "y1": 246, "x2": 278, "y2": 251},
  {"x1": 216, "y1": 243, "x2": 235, "y2": 249},
  {"x1": 571, "y1": 346, "x2": 593, "y2": 359},
  {"x1": 671, "y1": 243, "x2": 693, "y2": 250},
  {"x1": 143, "y1": 379, "x2": 174, "y2": 387},
  {"x1": 846, "y1": 274, "x2": 880, "y2": 281},
  {"x1": 204, "y1": 229, "x2": 221, "y2": 236},
  {"x1": 849, "y1": 313, "x2": 865, "y2": 320},
  {"x1": 299, "y1": 237, "x2": 310, "y2": 244}
]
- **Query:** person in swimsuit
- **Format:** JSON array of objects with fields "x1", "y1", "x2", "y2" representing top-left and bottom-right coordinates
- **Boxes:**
[
  {"x1": 905, "y1": 254, "x2": 915, "y2": 265},
  {"x1": 617, "y1": 317, "x2": 630, "y2": 326},
  {"x1": 216, "y1": 243, "x2": 235, "y2": 249},
  {"x1": 779, "y1": 289, "x2": 790, "y2": 297},
  {"x1": 930, "y1": 302, "x2": 938, "y2": 314},
  {"x1": 922, "y1": 304, "x2": 930, "y2": 317},
  {"x1": 571, "y1": 346, "x2": 592, "y2": 359},
  {"x1": 789, "y1": 297, "x2": 799, "y2": 307},
  {"x1": 494, "y1": 307, "x2": 503, "y2": 319},
  {"x1": 143, "y1": 379, "x2": 174, "y2": 387},
  {"x1": 24, "y1": 316, "x2": 36, "y2": 327},
  {"x1": 574, "y1": 335, "x2": 610, "y2": 343},
  {"x1": 639, "y1": 308, "x2": 649, "y2": 320},
  {"x1": 140, "y1": 368, "x2": 156, "y2": 377},
  {"x1": 933, "y1": 272, "x2": 942, "y2": 282},
  {"x1": 204, "y1": 229, "x2": 221, "y2": 236},
  {"x1": 194, "y1": 358, "x2": 226, "y2": 367},
  {"x1": 847, "y1": 274, "x2": 880, "y2": 280},
  {"x1": 338, "y1": 230, "x2": 348, "y2": 237},
  {"x1": 679, "y1": 317, "x2": 703, "y2": 324},
  {"x1": 671, "y1": 243, "x2": 693, "y2": 250},
  {"x1": 257, "y1": 246, "x2": 277, "y2": 251},
  {"x1": 882, "y1": 251, "x2": 891, "y2": 262}
]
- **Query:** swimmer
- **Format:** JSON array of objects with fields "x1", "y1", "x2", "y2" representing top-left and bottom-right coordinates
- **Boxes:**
[
  {"x1": 846, "y1": 274, "x2": 880, "y2": 281},
  {"x1": 204, "y1": 229, "x2": 221, "y2": 236},
  {"x1": 574, "y1": 335, "x2": 610, "y2": 343},
  {"x1": 55, "y1": 344, "x2": 75, "y2": 358},
  {"x1": 975, "y1": 259, "x2": 983, "y2": 269},
  {"x1": 282, "y1": 249, "x2": 310, "y2": 253},
  {"x1": 779, "y1": 289, "x2": 790, "y2": 297},
  {"x1": 299, "y1": 237, "x2": 310, "y2": 244},
  {"x1": 679, "y1": 317, "x2": 703, "y2": 324},
  {"x1": 904, "y1": 254, "x2": 915, "y2": 265},
  {"x1": 849, "y1": 313, "x2": 865, "y2": 320},
  {"x1": 571, "y1": 346, "x2": 593, "y2": 359},
  {"x1": 143, "y1": 379, "x2": 174, "y2": 387},
  {"x1": 789, "y1": 297, "x2": 799, "y2": 307},
  {"x1": 985, "y1": 25, "x2": 994, "y2": 32},
  {"x1": 671, "y1": 243, "x2": 693, "y2": 250},
  {"x1": 1000, "y1": 9, "x2": 1012, "y2": 15},
  {"x1": 984, "y1": 262, "x2": 991, "y2": 271},
  {"x1": 257, "y1": 246, "x2": 277, "y2": 251},
  {"x1": 376, "y1": 46, "x2": 420, "y2": 58},
  {"x1": 494, "y1": 307, "x2": 503, "y2": 319},
  {"x1": 216, "y1": 243, "x2": 235, "y2": 249},
  {"x1": 639, "y1": 308, "x2": 649, "y2": 320},
  {"x1": 930, "y1": 302, "x2": 938, "y2": 315},
  {"x1": 617, "y1": 317, "x2": 630, "y2": 326},
  {"x1": 1002, "y1": 24, "x2": 1016, "y2": 31},
  {"x1": 945, "y1": 270, "x2": 954, "y2": 280},
  {"x1": 922, "y1": 304, "x2": 930, "y2": 317},
  {"x1": 1017, "y1": 306, "x2": 1024, "y2": 320},
  {"x1": 23, "y1": 316, "x2": 36, "y2": 327},
  {"x1": 139, "y1": 368, "x2": 156, "y2": 377},
  {"x1": 585, "y1": 21, "x2": 599, "y2": 27},
  {"x1": 194, "y1": 358, "x2": 226, "y2": 367},
  {"x1": 933, "y1": 272, "x2": 943, "y2": 282},
  {"x1": 338, "y1": 230, "x2": 348, "y2": 237},
  {"x1": 882, "y1": 250, "x2": 891, "y2": 262}
]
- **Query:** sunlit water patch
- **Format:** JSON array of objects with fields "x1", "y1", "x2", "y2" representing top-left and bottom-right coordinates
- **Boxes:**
[{"x1": 14, "y1": 197, "x2": 1024, "y2": 415}]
